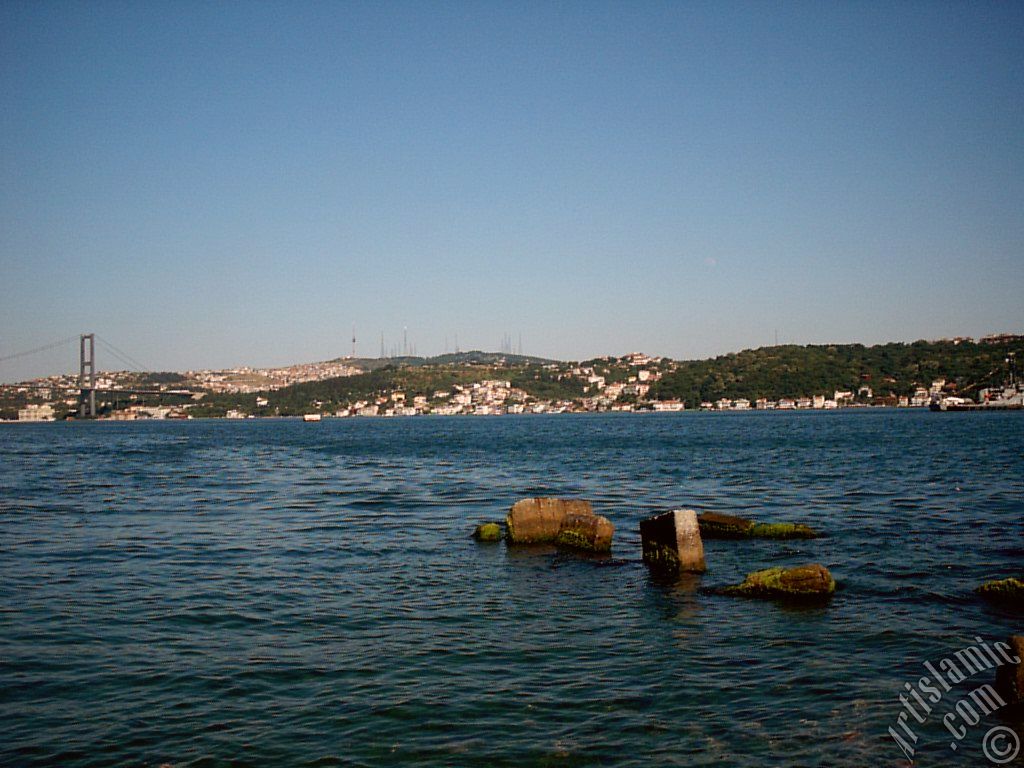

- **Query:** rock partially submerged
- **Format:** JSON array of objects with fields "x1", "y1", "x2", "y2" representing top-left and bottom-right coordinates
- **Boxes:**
[
  {"x1": 506, "y1": 498, "x2": 614, "y2": 553},
  {"x1": 555, "y1": 512, "x2": 614, "y2": 553},
  {"x1": 976, "y1": 577, "x2": 1024, "y2": 608},
  {"x1": 749, "y1": 522, "x2": 819, "y2": 539},
  {"x1": 472, "y1": 522, "x2": 503, "y2": 542},
  {"x1": 698, "y1": 512, "x2": 818, "y2": 540},
  {"x1": 506, "y1": 498, "x2": 593, "y2": 544},
  {"x1": 995, "y1": 635, "x2": 1024, "y2": 705},
  {"x1": 720, "y1": 563, "x2": 835, "y2": 602},
  {"x1": 639, "y1": 509, "x2": 706, "y2": 574},
  {"x1": 697, "y1": 512, "x2": 754, "y2": 538}
]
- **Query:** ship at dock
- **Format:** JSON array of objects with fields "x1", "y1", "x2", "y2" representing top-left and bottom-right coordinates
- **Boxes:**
[{"x1": 931, "y1": 353, "x2": 1023, "y2": 411}]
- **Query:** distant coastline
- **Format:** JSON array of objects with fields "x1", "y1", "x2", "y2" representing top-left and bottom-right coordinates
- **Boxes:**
[{"x1": 3, "y1": 335, "x2": 1021, "y2": 422}]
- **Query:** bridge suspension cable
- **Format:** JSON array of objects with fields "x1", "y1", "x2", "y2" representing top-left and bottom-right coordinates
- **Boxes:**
[
  {"x1": 0, "y1": 336, "x2": 78, "y2": 364},
  {"x1": 95, "y1": 335, "x2": 149, "y2": 372}
]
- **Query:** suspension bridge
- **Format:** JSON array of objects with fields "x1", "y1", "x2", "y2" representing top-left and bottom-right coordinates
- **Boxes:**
[{"x1": 0, "y1": 333, "x2": 197, "y2": 418}]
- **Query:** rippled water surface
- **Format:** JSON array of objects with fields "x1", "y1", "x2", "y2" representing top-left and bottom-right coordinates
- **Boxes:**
[{"x1": 1, "y1": 412, "x2": 1022, "y2": 766}]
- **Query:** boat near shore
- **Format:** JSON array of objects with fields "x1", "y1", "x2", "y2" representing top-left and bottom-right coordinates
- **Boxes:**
[
  {"x1": 930, "y1": 353, "x2": 1023, "y2": 411},
  {"x1": 930, "y1": 393, "x2": 1023, "y2": 411},
  {"x1": 303, "y1": 413, "x2": 322, "y2": 422}
]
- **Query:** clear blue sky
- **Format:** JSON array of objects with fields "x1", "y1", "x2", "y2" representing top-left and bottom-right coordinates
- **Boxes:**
[{"x1": 2, "y1": 0, "x2": 1022, "y2": 381}]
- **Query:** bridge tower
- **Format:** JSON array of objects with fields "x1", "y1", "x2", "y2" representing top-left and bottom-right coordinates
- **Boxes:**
[{"x1": 79, "y1": 333, "x2": 96, "y2": 418}]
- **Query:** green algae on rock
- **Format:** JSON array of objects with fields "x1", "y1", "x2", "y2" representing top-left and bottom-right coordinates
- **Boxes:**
[
  {"x1": 696, "y1": 512, "x2": 755, "y2": 538},
  {"x1": 639, "y1": 509, "x2": 706, "y2": 575},
  {"x1": 506, "y1": 498, "x2": 593, "y2": 544},
  {"x1": 506, "y1": 497, "x2": 614, "y2": 553},
  {"x1": 720, "y1": 563, "x2": 835, "y2": 602},
  {"x1": 698, "y1": 512, "x2": 819, "y2": 540},
  {"x1": 472, "y1": 522, "x2": 503, "y2": 542},
  {"x1": 555, "y1": 512, "x2": 614, "y2": 553},
  {"x1": 975, "y1": 577, "x2": 1024, "y2": 608},
  {"x1": 748, "y1": 522, "x2": 819, "y2": 539}
]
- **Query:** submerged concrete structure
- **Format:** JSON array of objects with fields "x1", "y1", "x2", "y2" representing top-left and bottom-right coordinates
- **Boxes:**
[
  {"x1": 506, "y1": 498, "x2": 613, "y2": 553},
  {"x1": 639, "y1": 509, "x2": 706, "y2": 574}
]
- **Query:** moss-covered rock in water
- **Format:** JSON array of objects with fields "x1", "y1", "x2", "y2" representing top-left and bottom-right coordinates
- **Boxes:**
[
  {"x1": 721, "y1": 563, "x2": 835, "y2": 602},
  {"x1": 555, "y1": 513, "x2": 614, "y2": 554},
  {"x1": 506, "y1": 498, "x2": 593, "y2": 544},
  {"x1": 748, "y1": 522, "x2": 819, "y2": 540},
  {"x1": 975, "y1": 577, "x2": 1024, "y2": 608},
  {"x1": 504, "y1": 498, "x2": 614, "y2": 553},
  {"x1": 697, "y1": 512, "x2": 755, "y2": 538},
  {"x1": 472, "y1": 522, "x2": 503, "y2": 542},
  {"x1": 698, "y1": 512, "x2": 819, "y2": 540}
]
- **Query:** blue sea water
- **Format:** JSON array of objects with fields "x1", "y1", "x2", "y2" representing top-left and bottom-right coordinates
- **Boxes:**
[{"x1": 1, "y1": 411, "x2": 1022, "y2": 767}]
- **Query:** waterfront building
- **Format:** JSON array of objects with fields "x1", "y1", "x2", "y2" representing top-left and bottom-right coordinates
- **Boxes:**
[
  {"x1": 18, "y1": 404, "x2": 55, "y2": 421},
  {"x1": 651, "y1": 400, "x2": 684, "y2": 411}
]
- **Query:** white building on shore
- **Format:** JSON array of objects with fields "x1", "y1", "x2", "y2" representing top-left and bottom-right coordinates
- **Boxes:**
[{"x1": 18, "y1": 404, "x2": 56, "y2": 421}]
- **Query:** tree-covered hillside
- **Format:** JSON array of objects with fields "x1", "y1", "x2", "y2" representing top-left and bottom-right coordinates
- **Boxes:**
[
  {"x1": 650, "y1": 340, "x2": 1024, "y2": 404},
  {"x1": 183, "y1": 338, "x2": 1023, "y2": 416}
]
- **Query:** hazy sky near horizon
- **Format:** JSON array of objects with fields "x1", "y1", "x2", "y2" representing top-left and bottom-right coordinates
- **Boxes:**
[{"x1": 2, "y1": 1, "x2": 1022, "y2": 381}]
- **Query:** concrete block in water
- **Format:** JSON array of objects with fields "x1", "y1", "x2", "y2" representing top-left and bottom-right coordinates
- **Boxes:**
[
  {"x1": 506, "y1": 498, "x2": 614, "y2": 553},
  {"x1": 506, "y1": 498, "x2": 593, "y2": 544},
  {"x1": 639, "y1": 509, "x2": 706, "y2": 574},
  {"x1": 556, "y1": 512, "x2": 614, "y2": 553}
]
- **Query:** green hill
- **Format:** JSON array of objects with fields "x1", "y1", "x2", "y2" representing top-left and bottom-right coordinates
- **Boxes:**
[
  {"x1": 651, "y1": 339, "x2": 1024, "y2": 404},
  {"x1": 185, "y1": 337, "x2": 1023, "y2": 416}
]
